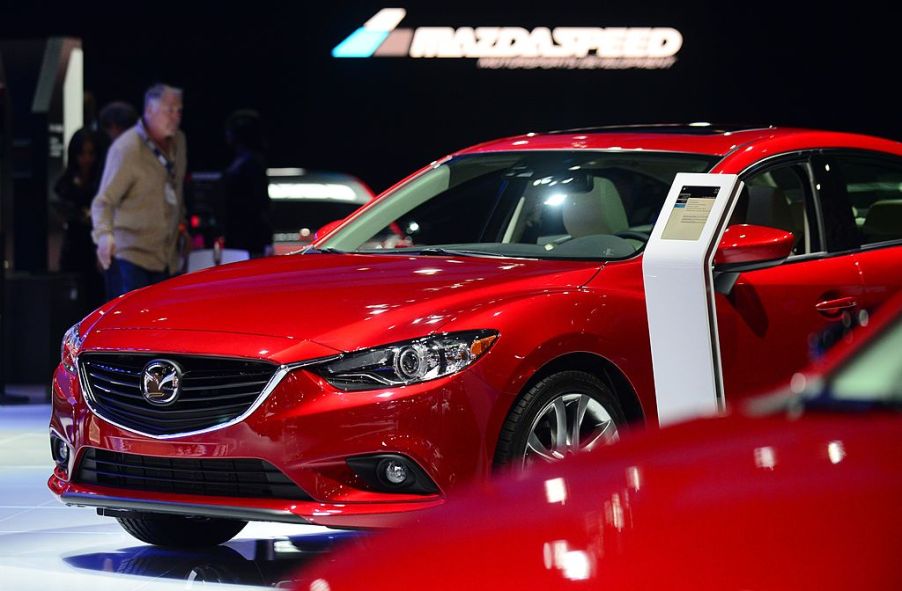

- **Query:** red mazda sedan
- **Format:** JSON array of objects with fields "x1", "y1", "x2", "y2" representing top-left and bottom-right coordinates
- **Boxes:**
[
  {"x1": 295, "y1": 293, "x2": 902, "y2": 591},
  {"x1": 48, "y1": 124, "x2": 902, "y2": 546}
]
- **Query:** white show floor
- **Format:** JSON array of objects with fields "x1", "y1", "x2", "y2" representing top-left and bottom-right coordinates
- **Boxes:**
[{"x1": 0, "y1": 404, "x2": 362, "y2": 590}]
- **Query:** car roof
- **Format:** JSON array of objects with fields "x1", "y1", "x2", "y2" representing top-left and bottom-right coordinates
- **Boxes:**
[{"x1": 456, "y1": 124, "x2": 902, "y2": 171}]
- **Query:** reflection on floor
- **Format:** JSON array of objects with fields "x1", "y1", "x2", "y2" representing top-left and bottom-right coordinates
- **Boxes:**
[{"x1": 0, "y1": 404, "x2": 364, "y2": 590}]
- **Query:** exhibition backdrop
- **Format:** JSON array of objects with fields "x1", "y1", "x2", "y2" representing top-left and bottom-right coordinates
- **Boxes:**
[{"x1": 0, "y1": 0, "x2": 897, "y2": 192}]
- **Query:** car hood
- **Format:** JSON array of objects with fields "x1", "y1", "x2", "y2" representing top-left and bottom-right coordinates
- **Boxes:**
[
  {"x1": 297, "y1": 411, "x2": 902, "y2": 590},
  {"x1": 83, "y1": 253, "x2": 599, "y2": 362}
]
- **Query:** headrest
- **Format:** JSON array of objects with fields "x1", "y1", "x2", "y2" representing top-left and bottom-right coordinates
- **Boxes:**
[
  {"x1": 561, "y1": 177, "x2": 629, "y2": 237},
  {"x1": 745, "y1": 186, "x2": 793, "y2": 232},
  {"x1": 862, "y1": 199, "x2": 902, "y2": 241}
]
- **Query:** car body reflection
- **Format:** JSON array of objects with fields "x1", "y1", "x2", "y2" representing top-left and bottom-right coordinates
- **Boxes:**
[{"x1": 64, "y1": 531, "x2": 362, "y2": 588}]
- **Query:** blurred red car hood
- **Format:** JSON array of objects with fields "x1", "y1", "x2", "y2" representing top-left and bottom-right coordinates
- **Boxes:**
[
  {"x1": 299, "y1": 411, "x2": 902, "y2": 590},
  {"x1": 82, "y1": 253, "x2": 598, "y2": 362}
]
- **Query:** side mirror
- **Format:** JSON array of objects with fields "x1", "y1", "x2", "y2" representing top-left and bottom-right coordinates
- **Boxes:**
[
  {"x1": 313, "y1": 218, "x2": 345, "y2": 242},
  {"x1": 713, "y1": 224, "x2": 794, "y2": 294}
]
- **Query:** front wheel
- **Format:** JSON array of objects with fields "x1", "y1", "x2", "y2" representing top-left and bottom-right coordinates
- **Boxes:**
[
  {"x1": 117, "y1": 513, "x2": 247, "y2": 548},
  {"x1": 494, "y1": 370, "x2": 627, "y2": 470}
]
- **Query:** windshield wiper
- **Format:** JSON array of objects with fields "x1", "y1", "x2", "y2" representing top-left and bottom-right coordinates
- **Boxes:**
[
  {"x1": 303, "y1": 246, "x2": 345, "y2": 255},
  {"x1": 403, "y1": 247, "x2": 506, "y2": 258}
]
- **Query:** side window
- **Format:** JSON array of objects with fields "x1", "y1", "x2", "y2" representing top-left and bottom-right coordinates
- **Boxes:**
[
  {"x1": 732, "y1": 162, "x2": 815, "y2": 255},
  {"x1": 821, "y1": 155, "x2": 902, "y2": 247}
]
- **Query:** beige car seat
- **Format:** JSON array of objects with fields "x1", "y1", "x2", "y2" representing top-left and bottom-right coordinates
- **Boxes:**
[
  {"x1": 740, "y1": 185, "x2": 803, "y2": 252},
  {"x1": 561, "y1": 177, "x2": 629, "y2": 237}
]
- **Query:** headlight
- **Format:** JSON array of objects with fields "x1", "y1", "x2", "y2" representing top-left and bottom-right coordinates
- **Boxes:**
[
  {"x1": 61, "y1": 322, "x2": 83, "y2": 373},
  {"x1": 315, "y1": 330, "x2": 498, "y2": 391}
]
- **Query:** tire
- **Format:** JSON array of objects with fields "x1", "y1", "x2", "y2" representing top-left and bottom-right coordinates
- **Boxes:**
[
  {"x1": 494, "y1": 370, "x2": 627, "y2": 470},
  {"x1": 116, "y1": 513, "x2": 247, "y2": 548}
]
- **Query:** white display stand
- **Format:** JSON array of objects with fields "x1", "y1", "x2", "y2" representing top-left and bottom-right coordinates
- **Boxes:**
[{"x1": 642, "y1": 173, "x2": 742, "y2": 426}]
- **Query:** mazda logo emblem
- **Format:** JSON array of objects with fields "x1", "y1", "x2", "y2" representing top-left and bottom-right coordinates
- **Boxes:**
[{"x1": 141, "y1": 359, "x2": 182, "y2": 406}]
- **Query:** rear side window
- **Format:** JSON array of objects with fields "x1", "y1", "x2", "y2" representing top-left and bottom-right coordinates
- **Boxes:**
[
  {"x1": 831, "y1": 156, "x2": 902, "y2": 246},
  {"x1": 813, "y1": 153, "x2": 902, "y2": 250}
]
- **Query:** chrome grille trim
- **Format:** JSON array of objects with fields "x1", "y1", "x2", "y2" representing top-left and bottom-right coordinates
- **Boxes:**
[{"x1": 77, "y1": 353, "x2": 340, "y2": 440}]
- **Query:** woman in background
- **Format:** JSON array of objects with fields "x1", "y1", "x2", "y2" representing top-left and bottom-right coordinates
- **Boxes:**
[{"x1": 55, "y1": 128, "x2": 105, "y2": 310}]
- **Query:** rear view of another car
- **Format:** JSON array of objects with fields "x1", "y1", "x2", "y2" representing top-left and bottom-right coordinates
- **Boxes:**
[
  {"x1": 268, "y1": 168, "x2": 373, "y2": 254},
  {"x1": 184, "y1": 168, "x2": 374, "y2": 255}
]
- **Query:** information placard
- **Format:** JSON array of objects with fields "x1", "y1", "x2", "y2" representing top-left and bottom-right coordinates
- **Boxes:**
[{"x1": 660, "y1": 185, "x2": 720, "y2": 240}]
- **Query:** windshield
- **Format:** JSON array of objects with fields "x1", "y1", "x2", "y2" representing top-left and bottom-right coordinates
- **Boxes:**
[
  {"x1": 320, "y1": 151, "x2": 716, "y2": 260},
  {"x1": 813, "y1": 315, "x2": 902, "y2": 408}
]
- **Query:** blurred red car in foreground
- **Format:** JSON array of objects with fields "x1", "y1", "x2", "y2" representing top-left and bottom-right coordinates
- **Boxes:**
[{"x1": 296, "y1": 296, "x2": 902, "y2": 590}]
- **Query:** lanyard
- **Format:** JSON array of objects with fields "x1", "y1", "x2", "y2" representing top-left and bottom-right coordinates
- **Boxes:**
[{"x1": 136, "y1": 120, "x2": 177, "y2": 184}]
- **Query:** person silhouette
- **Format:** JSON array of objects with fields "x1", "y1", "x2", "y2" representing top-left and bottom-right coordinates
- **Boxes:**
[{"x1": 221, "y1": 109, "x2": 272, "y2": 257}]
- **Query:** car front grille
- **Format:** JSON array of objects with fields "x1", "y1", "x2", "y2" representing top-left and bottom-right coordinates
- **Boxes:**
[
  {"x1": 76, "y1": 448, "x2": 312, "y2": 500},
  {"x1": 80, "y1": 353, "x2": 278, "y2": 436}
]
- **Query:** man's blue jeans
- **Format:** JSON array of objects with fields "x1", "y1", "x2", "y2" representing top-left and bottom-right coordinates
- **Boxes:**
[{"x1": 104, "y1": 258, "x2": 168, "y2": 300}]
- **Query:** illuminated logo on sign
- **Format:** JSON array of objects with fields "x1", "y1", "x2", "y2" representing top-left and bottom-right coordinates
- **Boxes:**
[{"x1": 333, "y1": 9, "x2": 682, "y2": 69}]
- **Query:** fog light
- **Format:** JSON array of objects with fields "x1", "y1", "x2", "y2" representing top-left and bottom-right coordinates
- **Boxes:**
[
  {"x1": 346, "y1": 453, "x2": 439, "y2": 495},
  {"x1": 57, "y1": 441, "x2": 69, "y2": 464},
  {"x1": 50, "y1": 434, "x2": 70, "y2": 474},
  {"x1": 382, "y1": 459, "x2": 409, "y2": 485}
]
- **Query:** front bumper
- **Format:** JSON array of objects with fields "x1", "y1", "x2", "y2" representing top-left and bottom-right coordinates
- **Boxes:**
[
  {"x1": 49, "y1": 477, "x2": 445, "y2": 528},
  {"x1": 48, "y1": 352, "x2": 502, "y2": 528}
]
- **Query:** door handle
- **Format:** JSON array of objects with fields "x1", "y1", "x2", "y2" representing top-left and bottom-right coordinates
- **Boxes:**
[{"x1": 815, "y1": 296, "x2": 858, "y2": 316}]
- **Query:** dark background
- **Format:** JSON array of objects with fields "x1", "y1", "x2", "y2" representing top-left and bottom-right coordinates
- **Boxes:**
[
  {"x1": 1, "y1": 0, "x2": 898, "y2": 192},
  {"x1": 0, "y1": 0, "x2": 898, "y2": 387}
]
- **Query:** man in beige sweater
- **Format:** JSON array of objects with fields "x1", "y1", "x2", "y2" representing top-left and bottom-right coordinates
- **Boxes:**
[{"x1": 91, "y1": 83, "x2": 187, "y2": 299}]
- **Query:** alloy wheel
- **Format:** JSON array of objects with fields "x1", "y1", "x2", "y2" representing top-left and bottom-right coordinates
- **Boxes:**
[{"x1": 520, "y1": 393, "x2": 619, "y2": 468}]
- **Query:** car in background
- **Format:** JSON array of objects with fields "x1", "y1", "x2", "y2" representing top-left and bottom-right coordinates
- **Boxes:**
[
  {"x1": 295, "y1": 294, "x2": 902, "y2": 590},
  {"x1": 48, "y1": 124, "x2": 902, "y2": 547},
  {"x1": 184, "y1": 168, "x2": 375, "y2": 254},
  {"x1": 267, "y1": 168, "x2": 374, "y2": 254}
]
